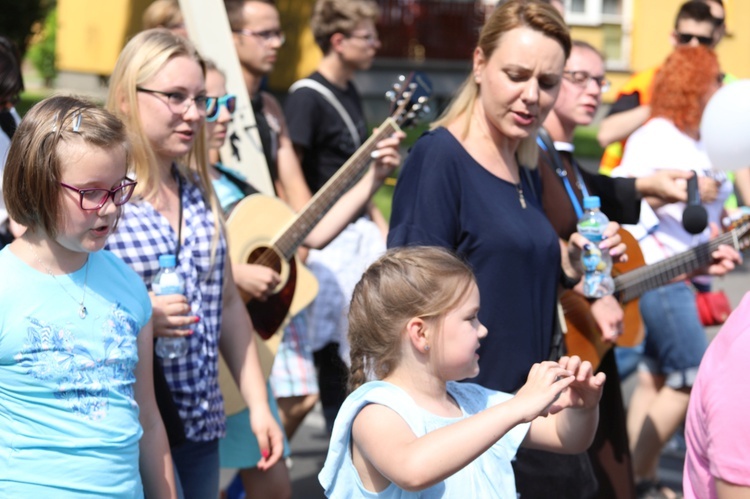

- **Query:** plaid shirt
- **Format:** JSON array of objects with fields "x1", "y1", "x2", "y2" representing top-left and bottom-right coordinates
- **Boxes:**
[{"x1": 107, "y1": 172, "x2": 227, "y2": 441}]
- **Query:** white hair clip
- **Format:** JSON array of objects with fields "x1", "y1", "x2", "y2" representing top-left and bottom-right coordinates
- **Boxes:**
[
  {"x1": 72, "y1": 112, "x2": 83, "y2": 133},
  {"x1": 51, "y1": 113, "x2": 59, "y2": 132}
]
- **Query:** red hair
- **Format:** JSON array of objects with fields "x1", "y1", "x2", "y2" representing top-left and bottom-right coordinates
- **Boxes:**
[{"x1": 650, "y1": 45, "x2": 719, "y2": 137}]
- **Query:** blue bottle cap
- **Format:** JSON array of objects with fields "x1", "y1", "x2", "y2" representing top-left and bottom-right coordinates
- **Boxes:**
[
  {"x1": 583, "y1": 196, "x2": 601, "y2": 209},
  {"x1": 158, "y1": 254, "x2": 177, "y2": 268}
]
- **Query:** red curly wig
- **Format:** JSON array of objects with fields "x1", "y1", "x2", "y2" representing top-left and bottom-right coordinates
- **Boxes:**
[{"x1": 650, "y1": 45, "x2": 720, "y2": 137}]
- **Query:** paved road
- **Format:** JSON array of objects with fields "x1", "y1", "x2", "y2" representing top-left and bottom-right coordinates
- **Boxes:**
[{"x1": 282, "y1": 256, "x2": 750, "y2": 498}]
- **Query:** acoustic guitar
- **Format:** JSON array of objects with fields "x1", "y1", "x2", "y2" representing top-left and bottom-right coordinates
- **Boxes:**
[
  {"x1": 563, "y1": 217, "x2": 750, "y2": 370},
  {"x1": 219, "y1": 73, "x2": 433, "y2": 415}
]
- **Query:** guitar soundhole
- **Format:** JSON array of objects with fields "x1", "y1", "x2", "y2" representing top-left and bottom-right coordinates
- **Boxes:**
[
  {"x1": 244, "y1": 246, "x2": 296, "y2": 340},
  {"x1": 247, "y1": 246, "x2": 282, "y2": 273}
]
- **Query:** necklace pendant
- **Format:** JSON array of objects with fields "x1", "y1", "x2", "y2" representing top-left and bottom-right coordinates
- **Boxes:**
[
  {"x1": 516, "y1": 184, "x2": 527, "y2": 209},
  {"x1": 79, "y1": 305, "x2": 87, "y2": 319}
]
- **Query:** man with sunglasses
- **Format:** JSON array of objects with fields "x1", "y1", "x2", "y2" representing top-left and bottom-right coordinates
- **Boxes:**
[{"x1": 597, "y1": 1, "x2": 723, "y2": 175}]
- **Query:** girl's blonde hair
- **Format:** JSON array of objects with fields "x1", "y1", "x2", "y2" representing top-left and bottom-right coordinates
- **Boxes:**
[
  {"x1": 106, "y1": 28, "x2": 223, "y2": 259},
  {"x1": 431, "y1": 0, "x2": 570, "y2": 168},
  {"x1": 348, "y1": 246, "x2": 476, "y2": 391},
  {"x1": 3, "y1": 95, "x2": 128, "y2": 238}
]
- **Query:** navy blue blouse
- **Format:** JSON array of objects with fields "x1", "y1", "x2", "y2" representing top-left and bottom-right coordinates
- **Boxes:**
[{"x1": 388, "y1": 127, "x2": 561, "y2": 393}]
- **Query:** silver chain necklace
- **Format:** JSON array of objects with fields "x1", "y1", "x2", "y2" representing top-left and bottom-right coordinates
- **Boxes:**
[{"x1": 26, "y1": 241, "x2": 90, "y2": 319}]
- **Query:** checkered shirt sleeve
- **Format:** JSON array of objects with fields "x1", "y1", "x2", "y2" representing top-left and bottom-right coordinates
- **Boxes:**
[{"x1": 107, "y1": 175, "x2": 227, "y2": 441}]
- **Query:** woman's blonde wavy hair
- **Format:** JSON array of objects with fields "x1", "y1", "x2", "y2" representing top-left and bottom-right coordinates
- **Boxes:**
[
  {"x1": 106, "y1": 28, "x2": 224, "y2": 262},
  {"x1": 431, "y1": 0, "x2": 570, "y2": 168}
]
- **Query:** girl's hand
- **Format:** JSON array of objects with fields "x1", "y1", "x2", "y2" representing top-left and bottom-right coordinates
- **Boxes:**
[
  {"x1": 233, "y1": 263, "x2": 281, "y2": 302},
  {"x1": 250, "y1": 406, "x2": 285, "y2": 471},
  {"x1": 149, "y1": 292, "x2": 197, "y2": 338},
  {"x1": 552, "y1": 356, "x2": 606, "y2": 412},
  {"x1": 514, "y1": 361, "x2": 575, "y2": 421},
  {"x1": 370, "y1": 131, "x2": 406, "y2": 182}
]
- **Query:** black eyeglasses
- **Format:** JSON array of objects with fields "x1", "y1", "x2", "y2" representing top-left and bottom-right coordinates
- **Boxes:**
[
  {"x1": 232, "y1": 28, "x2": 285, "y2": 45},
  {"x1": 563, "y1": 70, "x2": 611, "y2": 93},
  {"x1": 60, "y1": 178, "x2": 137, "y2": 210},
  {"x1": 136, "y1": 87, "x2": 208, "y2": 116},
  {"x1": 206, "y1": 94, "x2": 237, "y2": 122},
  {"x1": 347, "y1": 32, "x2": 380, "y2": 46},
  {"x1": 675, "y1": 32, "x2": 714, "y2": 46}
]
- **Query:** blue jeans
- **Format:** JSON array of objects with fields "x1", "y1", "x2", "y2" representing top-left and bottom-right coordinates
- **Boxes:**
[
  {"x1": 171, "y1": 439, "x2": 220, "y2": 499},
  {"x1": 638, "y1": 281, "x2": 708, "y2": 389}
]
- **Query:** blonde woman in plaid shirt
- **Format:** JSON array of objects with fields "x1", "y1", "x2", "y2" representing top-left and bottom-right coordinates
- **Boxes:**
[{"x1": 105, "y1": 29, "x2": 283, "y2": 499}]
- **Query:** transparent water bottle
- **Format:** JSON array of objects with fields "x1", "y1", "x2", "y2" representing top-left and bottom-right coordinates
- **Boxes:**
[
  {"x1": 577, "y1": 196, "x2": 615, "y2": 298},
  {"x1": 153, "y1": 254, "x2": 189, "y2": 358}
]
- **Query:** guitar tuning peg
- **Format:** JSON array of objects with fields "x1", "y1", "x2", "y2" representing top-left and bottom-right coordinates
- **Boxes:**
[
  {"x1": 409, "y1": 82, "x2": 417, "y2": 90},
  {"x1": 417, "y1": 96, "x2": 429, "y2": 104},
  {"x1": 385, "y1": 90, "x2": 397, "y2": 101},
  {"x1": 421, "y1": 105, "x2": 431, "y2": 115},
  {"x1": 398, "y1": 74, "x2": 406, "y2": 82},
  {"x1": 411, "y1": 103, "x2": 422, "y2": 112},
  {"x1": 393, "y1": 83, "x2": 402, "y2": 92}
]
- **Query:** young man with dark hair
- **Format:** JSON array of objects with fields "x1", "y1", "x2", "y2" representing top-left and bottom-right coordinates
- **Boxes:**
[{"x1": 283, "y1": 0, "x2": 392, "y2": 433}]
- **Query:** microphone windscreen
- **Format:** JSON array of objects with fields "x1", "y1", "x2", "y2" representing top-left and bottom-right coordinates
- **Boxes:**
[{"x1": 683, "y1": 205, "x2": 708, "y2": 234}]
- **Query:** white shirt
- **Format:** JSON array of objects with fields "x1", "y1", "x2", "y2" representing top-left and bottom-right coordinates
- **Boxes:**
[{"x1": 612, "y1": 117, "x2": 732, "y2": 265}]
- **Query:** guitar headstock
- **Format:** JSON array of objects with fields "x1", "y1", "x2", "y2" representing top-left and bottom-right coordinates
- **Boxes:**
[{"x1": 386, "y1": 71, "x2": 433, "y2": 128}]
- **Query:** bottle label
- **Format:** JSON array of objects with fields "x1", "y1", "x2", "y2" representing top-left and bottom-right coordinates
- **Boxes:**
[{"x1": 153, "y1": 272, "x2": 184, "y2": 295}]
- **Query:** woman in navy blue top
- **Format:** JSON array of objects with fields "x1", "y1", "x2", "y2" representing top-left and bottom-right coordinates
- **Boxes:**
[{"x1": 388, "y1": 2, "x2": 626, "y2": 496}]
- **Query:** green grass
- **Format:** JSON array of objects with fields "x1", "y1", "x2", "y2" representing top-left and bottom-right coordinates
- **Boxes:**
[
  {"x1": 572, "y1": 125, "x2": 604, "y2": 160},
  {"x1": 16, "y1": 90, "x2": 51, "y2": 116}
]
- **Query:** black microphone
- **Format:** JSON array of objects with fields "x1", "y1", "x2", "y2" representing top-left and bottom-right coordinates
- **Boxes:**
[{"x1": 683, "y1": 171, "x2": 708, "y2": 234}]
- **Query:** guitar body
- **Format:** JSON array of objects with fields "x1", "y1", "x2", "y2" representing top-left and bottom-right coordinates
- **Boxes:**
[
  {"x1": 562, "y1": 229, "x2": 645, "y2": 370},
  {"x1": 221, "y1": 195, "x2": 319, "y2": 415},
  {"x1": 226, "y1": 194, "x2": 320, "y2": 338}
]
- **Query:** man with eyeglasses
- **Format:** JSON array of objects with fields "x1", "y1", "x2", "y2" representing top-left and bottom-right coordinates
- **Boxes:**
[
  {"x1": 536, "y1": 39, "x2": 692, "y2": 499},
  {"x1": 222, "y1": 0, "x2": 402, "y2": 454},
  {"x1": 597, "y1": 1, "x2": 724, "y2": 175}
]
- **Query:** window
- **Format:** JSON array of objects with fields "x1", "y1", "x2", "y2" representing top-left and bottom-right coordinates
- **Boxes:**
[{"x1": 564, "y1": 0, "x2": 631, "y2": 70}]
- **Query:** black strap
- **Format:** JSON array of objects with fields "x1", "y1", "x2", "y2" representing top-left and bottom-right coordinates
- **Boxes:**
[
  {"x1": 175, "y1": 174, "x2": 183, "y2": 264},
  {"x1": 251, "y1": 93, "x2": 278, "y2": 184},
  {"x1": 538, "y1": 128, "x2": 566, "y2": 173},
  {"x1": 0, "y1": 110, "x2": 17, "y2": 139}
]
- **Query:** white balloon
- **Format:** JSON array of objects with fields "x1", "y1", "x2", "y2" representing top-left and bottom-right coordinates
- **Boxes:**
[{"x1": 701, "y1": 80, "x2": 750, "y2": 172}]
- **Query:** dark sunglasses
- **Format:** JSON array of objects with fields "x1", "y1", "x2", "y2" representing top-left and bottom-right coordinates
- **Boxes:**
[
  {"x1": 676, "y1": 32, "x2": 713, "y2": 46},
  {"x1": 205, "y1": 94, "x2": 237, "y2": 122}
]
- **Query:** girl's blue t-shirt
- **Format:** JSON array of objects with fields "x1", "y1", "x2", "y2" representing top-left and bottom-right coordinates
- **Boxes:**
[
  {"x1": 320, "y1": 380, "x2": 529, "y2": 498},
  {"x1": 0, "y1": 248, "x2": 152, "y2": 497}
]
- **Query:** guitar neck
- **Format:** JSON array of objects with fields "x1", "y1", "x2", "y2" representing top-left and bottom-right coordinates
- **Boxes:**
[
  {"x1": 272, "y1": 118, "x2": 402, "y2": 260},
  {"x1": 615, "y1": 230, "x2": 739, "y2": 303}
]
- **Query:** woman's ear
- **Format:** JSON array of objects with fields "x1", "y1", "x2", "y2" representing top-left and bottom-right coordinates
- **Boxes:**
[
  {"x1": 330, "y1": 32, "x2": 347, "y2": 54},
  {"x1": 405, "y1": 317, "x2": 430, "y2": 353},
  {"x1": 473, "y1": 47, "x2": 486, "y2": 84}
]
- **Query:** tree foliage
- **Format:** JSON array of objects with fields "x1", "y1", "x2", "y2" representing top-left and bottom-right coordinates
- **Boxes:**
[{"x1": 0, "y1": 0, "x2": 55, "y2": 57}]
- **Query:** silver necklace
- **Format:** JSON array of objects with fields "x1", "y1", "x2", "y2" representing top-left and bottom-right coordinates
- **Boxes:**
[{"x1": 27, "y1": 241, "x2": 90, "y2": 319}]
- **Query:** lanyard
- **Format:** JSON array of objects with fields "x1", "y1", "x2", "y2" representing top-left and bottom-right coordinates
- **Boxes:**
[{"x1": 536, "y1": 132, "x2": 590, "y2": 218}]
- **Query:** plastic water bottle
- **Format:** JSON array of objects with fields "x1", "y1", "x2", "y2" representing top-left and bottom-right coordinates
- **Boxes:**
[
  {"x1": 153, "y1": 254, "x2": 189, "y2": 359},
  {"x1": 577, "y1": 196, "x2": 615, "y2": 298}
]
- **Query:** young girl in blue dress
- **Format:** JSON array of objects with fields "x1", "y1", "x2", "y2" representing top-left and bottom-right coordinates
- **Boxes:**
[
  {"x1": 0, "y1": 95, "x2": 176, "y2": 497},
  {"x1": 320, "y1": 246, "x2": 606, "y2": 498}
]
